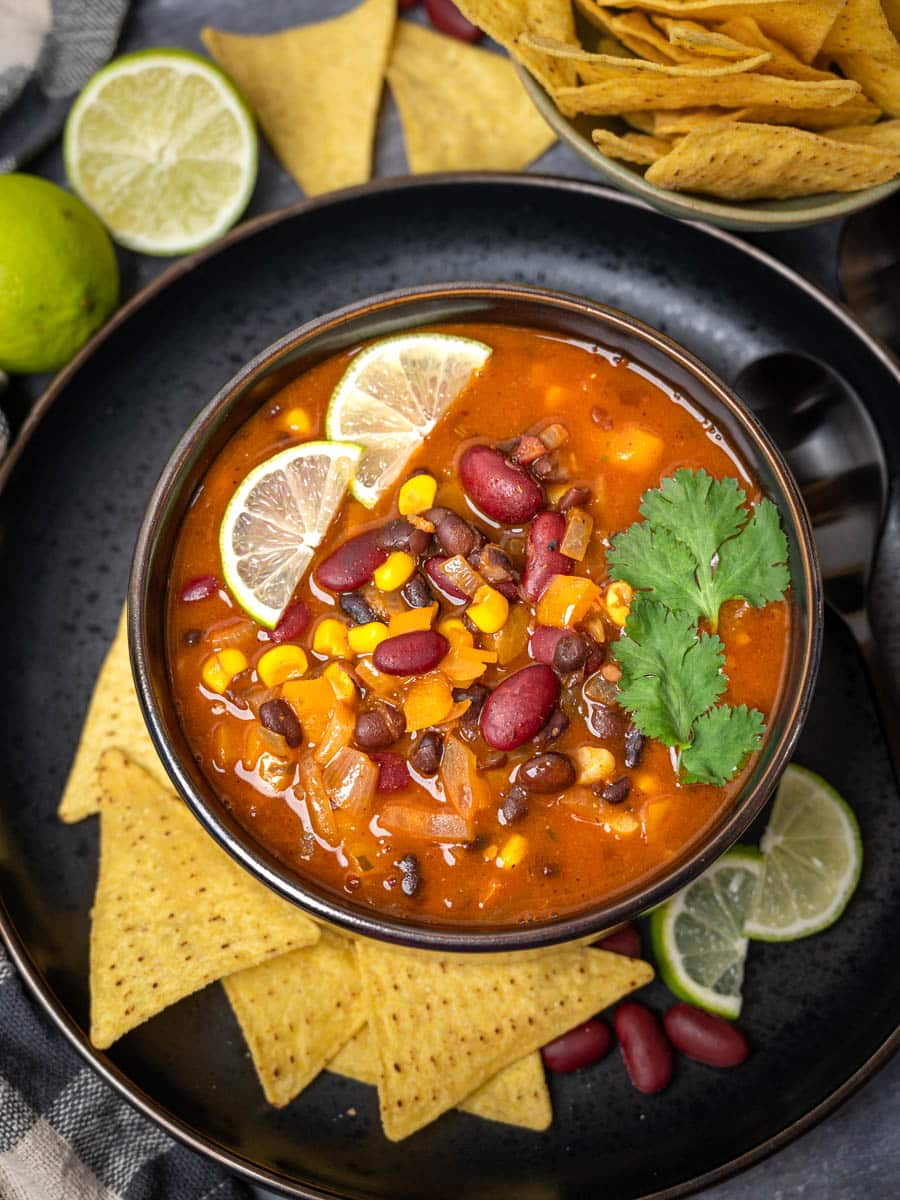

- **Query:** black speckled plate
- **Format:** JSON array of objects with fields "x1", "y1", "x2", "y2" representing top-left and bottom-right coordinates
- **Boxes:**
[{"x1": 1, "y1": 176, "x2": 898, "y2": 1200}]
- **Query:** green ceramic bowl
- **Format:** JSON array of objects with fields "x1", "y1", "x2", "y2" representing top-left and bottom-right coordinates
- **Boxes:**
[{"x1": 518, "y1": 67, "x2": 900, "y2": 232}]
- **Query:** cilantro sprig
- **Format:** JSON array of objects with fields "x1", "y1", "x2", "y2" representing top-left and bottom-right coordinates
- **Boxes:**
[{"x1": 609, "y1": 470, "x2": 790, "y2": 787}]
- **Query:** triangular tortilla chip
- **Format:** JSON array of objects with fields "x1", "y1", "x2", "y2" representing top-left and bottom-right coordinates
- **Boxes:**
[
  {"x1": 330, "y1": 1025, "x2": 552, "y2": 1130},
  {"x1": 224, "y1": 931, "x2": 364, "y2": 1107},
  {"x1": 356, "y1": 940, "x2": 652, "y2": 1140},
  {"x1": 59, "y1": 607, "x2": 165, "y2": 823},
  {"x1": 387, "y1": 21, "x2": 555, "y2": 173},
  {"x1": 90, "y1": 750, "x2": 319, "y2": 1049},
  {"x1": 828, "y1": 118, "x2": 900, "y2": 148},
  {"x1": 454, "y1": 0, "x2": 580, "y2": 91},
  {"x1": 202, "y1": 0, "x2": 395, "y2": 196}
]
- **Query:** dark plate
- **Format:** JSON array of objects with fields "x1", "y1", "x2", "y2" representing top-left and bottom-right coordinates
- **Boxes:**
[{"x1": 1, "y1": 175, "x2": 898, "y2": 1200}]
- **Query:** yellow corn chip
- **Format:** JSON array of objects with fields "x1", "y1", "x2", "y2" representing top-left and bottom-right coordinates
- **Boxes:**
[
  {"x1": 821, "y1": 0, "x2": 897, "y2": 59},
  {"x1": 836, "y1": 52, "x2": 900, "y2": 117},
  {"x1": 520, "y1": 32, "x2": 771, "y2": 74},
  {"x1": 90, "y1": 750, "x2": 319, "y2": 1049},
  {"x1": 330, "y1": 1026, "x2": 552, "y2": 1130},
  {"x1": 59, "y1": 607, "x2": 165, "y2": 823},
  {"x1": 651, "y1": 92, "x2": 880, "y2": 131},
  {"x1": 885, "y1": 0, "x2": 900, "y2": 34},
  {"x1": 592, "y1": 127, "x2": 675, "y2": 161},
  {"x1": 224, "y1": 931, "x2": 364, "y2": 1107},
  {"x1": 453, "y1": 0, "x2": 579, "y2": 90},
  {"x1": 622, "y1": 109, "x2": 661, "y2": 131},
  {"x1": 387, "y1": 22, "x2": 555, "y2": 173},
  {"x1": 574, "y1": 2, "x2": 715, "y2": 65},
  {"x1": 714, "y1": 16, "x2": 838, "y2": 79},
  {"x1": 202, "y1": 0, "x2": 395, "y2": 196},
  {"x1": 655, "y1": 17, "x2": 760, "y2": 56},
  {"x1": 828, "y1": 117, "x2": 900, "y2": 146},
  {"x1": 356, "y1": 939, "x2": 652, "y2": 1141},
  {"x1": 645, "y1": 120, "x2": 900, "y2": 196}
]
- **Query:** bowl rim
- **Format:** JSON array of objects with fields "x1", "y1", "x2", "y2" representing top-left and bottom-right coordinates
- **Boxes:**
[{"x1": 128, "y1": 280, "x2": 823, "y2": 953}]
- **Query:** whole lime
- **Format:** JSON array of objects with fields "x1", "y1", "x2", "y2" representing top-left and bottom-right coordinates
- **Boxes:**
[{"x1": 0, "y1": 174, "x2": 119, "y2": 374}]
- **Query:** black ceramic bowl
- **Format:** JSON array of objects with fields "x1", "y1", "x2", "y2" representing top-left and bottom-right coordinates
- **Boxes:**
[{"x1": 129, "y1": 282, "x2": 822, "y2": 954}]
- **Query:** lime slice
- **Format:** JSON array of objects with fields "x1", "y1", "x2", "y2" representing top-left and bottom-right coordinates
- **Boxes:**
[
  {"x1": 64, "y1": 49, "x2": 257, "y2": 256},
  {"x1": 651, "y1": 846, "x2": 762, "y2": 1018},
  {"x1": 744, "y1": 764, "x2": 862, "y2": 942},
  {"x1": 220, "y1": 440, "x2": 363, "y2": 628},
  {"x1": 326, "y1": 333, "x2": 492, "y2": 507}
]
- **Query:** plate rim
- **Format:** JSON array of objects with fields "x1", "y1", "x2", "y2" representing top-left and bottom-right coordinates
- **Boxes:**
[{"x1": 2, "y1": 170, "x2": 898, "y2": 1200}]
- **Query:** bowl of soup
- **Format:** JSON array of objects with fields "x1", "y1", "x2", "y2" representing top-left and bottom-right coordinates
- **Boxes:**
[{"x1": 129, "y1": 283, "x2": 822, "y2": 953}]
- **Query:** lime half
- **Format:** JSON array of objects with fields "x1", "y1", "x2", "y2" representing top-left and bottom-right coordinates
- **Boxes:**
[
  {"x1": 326, "y1": 333, "x2": 492, "y2": 507},
  {"x1": 651, "y1": 846, "x2": 762, "y2": 1019},
  {"x1": 744, "y1": 765, "x2": 862, "y2": 942},
  {"x1": 64, "y1": 49, "x2": 257, "y2": 256},
  {"x1": 220, "y1": 440, "x2": 363, "y2": 628}
]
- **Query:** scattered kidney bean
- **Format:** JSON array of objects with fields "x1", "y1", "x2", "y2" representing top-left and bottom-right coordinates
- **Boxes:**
[
  {"x1": 423, "y1": 0, "x2": 482, "y2": 40},
  {"x1": 401, "y1": 573, "x2": 433, "y2": 609},
  {"x1": 424, "y1": 555, "x2": 469, "y2": 602},
  {"x1": 541, "y1": 1019, "x2": 613, "y2": 1073},
  {"x1": 522, "y1": 511, "x2": 572, "y2": 603},
  {"x1": 557, "y1": 485, "x2": 592, "y2": 512},
  {"x1": 180, "y1": 575, "x2": 219, "y2": 602},
  {"x1": 459, "y1": 444, "x2": 544, "y2": 525},
  {"x1": 410, "y1": 730, "x2": 444, "y2": 776},
  {"x1": 427, "y1": 507, "x2": 480, "y2": 557},
  {"x1": 270, "y1": 600, "x2": 312, "y2": 644},
  {"x1": 259, "y1": 699, "x2": 302, "y2": 748},
  {"x1": 519, "y1": 752, "x2": 576, "y2": 793},
  {"x1": 533, "y1": 708, "x2": 569, "y2": 749},
  {"x1": 500, "y1": 784, "x2": 529, "y2": 824},
  {"x1": 372, "y1": 752, "x2": 412, "y2": 793},
  {"x1": 615, "y1": 1003, "x2": 674, "y2": 1094},
  {"x1": 553, "y1": 632, "x2": 589, "y2": 674},
  {"x1": 529, "y1": 624, "x2": 567, "y2": 665},
  {"x1": 354, "y1": 703, "x2": 406, "y2": 749},
  {"x1": 596, "y1": 923, "x2": 642, "y2": 958},
  {"x1": 600, "y1": 777, "x2": 631, "y2": 805},
  {"x1": 373, "y1": 630, "x2": 450, "y2": 675},
  {"x1": 396, "y1": 853, "x2": 422, "y2": 896},
  {"x1": 663, "y1": 1004, "x2": 750, "y2": 1068},
  {"x1": 339, "y1": 591, "x2": 378, "y2": 626},
  {"x1": 495, "y1": 577, "x2": 521, "y2": 602},
  {"x1": 377, "y1": 517, "x2": 430, "y2": 557},
  {"x1": 480, "y1": 664, "x2": 560, "y2": 751},
  {"x1": 624, "y1": 724, "x2": 645, "y2": 768},
  {"x1": 316, "y1": 530, "x2": 388, "y2": 592}
]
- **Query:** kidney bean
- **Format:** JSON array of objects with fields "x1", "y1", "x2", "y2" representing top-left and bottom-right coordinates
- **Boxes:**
[
  {"x1": 624, "y1": 724, "x2": 645, "y2": 768},
  {"x1": 426, "y1": 507, "x2": 480, "y2": 557},
  {"x1": 500, "y1": 784, "x2": 529, "y2": 824},
  {"x1": 596, "y1": 923, "x2": 642, "y2": 958},
  {"x1": 521, "y1": 511, "x2": 572, "y2": 603},
  {"x1": 459, "y1": 444, "x2": 544, "y2": 525},
  {"x1": 401, "y1": 573, "x2": 433, "y2": 608},
  {"x1": 180, "y1": 575, "x2": 219, "y2": 602},
  {"x1": 587, "y1": 701, "x2": 627, "y2": 740},
  {"x1": 377, "y1": 517, "x2": 430, "y2": 557},
  {"x1": 663, "y1": 1004, "x2": 750, "y2": 1068},
  {"x1": 372, "y1": 752, "x2": 412, "y2": 793},
  {"x1": 399, "y1": 0, "x2": 419, "y2": 9},
  {"x1": 558, "y1": 485, "x2": 592, "y2": 513},
  {"x1": 316, "y1": 530, "x2": 388, "y2": 592},
  {"x1": 259, "y1": 699, "x2": 302, "y2": 748},
  {"x1": 615, "y1": 1003, "x2": 674, "y2": 1094},
  {"x1": 541, "y1": 1019, "x2": 613, "y2": 1073},
  {"x1": 533, "y1": 708, "x2": 569, "y2": 750},
  {"x1": 495, "y1": 577, "x2": 521, "y2": 602},
  {"x1": 553, "y1": 633, "x2": 589, "y2": 674},
  {"x1": 424, "y1": 0, "x2": 482, "y2": 40},
  {"x1": 530, "y1": 624, "x2": 567, "y2": 665},
  {"x1": 396, "y1": 853, "x2": 421, "y2": 896},
  {"x1": 410, "y1": 730, "x2": 444, "y2": 776},
  {"x1": 354, "y1": 703, "x2": 406, "y2": 749},
  {"x1": 583, "y1": 642, "x2": 607, "y2": 678},
  {"x1": 519, "y1": 752, "x2": 576, "y2": 793},
  {"x1": 424, "y1": 555, "x2": 468, "y2": 602},
  {"x1": 373, "y1": 630, "x2": 450, "y2": 676},
  {"x1": 480, "y1": 664, "x2": 560, "y2": 751},
  {"x1": 270, "y1": 601, "x2": 312, "y2": 644},
  {"x1": 339, "y1": 591, "x2": 378, "y2": 626},
  {"x1": 600, "y1": 777, "x2": 631, "y2": 805}
]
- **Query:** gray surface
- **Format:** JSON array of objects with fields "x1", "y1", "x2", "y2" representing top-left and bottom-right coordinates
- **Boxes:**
[{"x1": 18, "y1": 1, "x2": 899, "y2": 1197}]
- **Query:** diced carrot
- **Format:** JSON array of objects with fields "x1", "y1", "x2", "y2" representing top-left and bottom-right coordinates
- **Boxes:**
[
  {"x1": 536, "y1": 575, "x2": 601, "y2": 628},
  {"x1": 403, "y1": 673, "x2": 454, "y2": 731},
  {"x1": 604, "y1": 424, "x2": 664, "y2": 472},
  {"x1": 388, "y1": 603, "x2": 438, "y2": 637}
]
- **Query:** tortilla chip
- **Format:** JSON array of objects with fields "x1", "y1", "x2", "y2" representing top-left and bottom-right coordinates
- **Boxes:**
[
  {"x1": 330, "y1": 1026, "x2": 552, "y2": 1130},
  {"x1": 453, "y1": 0, "x2": 579, "y2": 90},
  {"x1": 58, "y1": 607, "x2": 165, "y2": 824},
  {"x1": 651, "y1": 91, "x2": 880, "y2": 131},
  {"x1": 885, "y1": 0, "x2": 900, "y2": 34},
  {"x1": 645, "y1": 120, "x2": 900, "y2": 196},
  {"x1": 387, "y1": 22, "x2": 555, "y2": 172},
  {"x1": 90, "y1": 750, "x2": 319, "y2": 1049},
  {"x1": 520, "y1": 32, "x2": 771, "y2": 73},
  {"x1": 592, "y1": 127, "x2": 675, "y2": 161},
  {"x1": 714, "y1": 16, "x2": 839, "y2": 79},
  {"x1": 654, "y1": 17, "x2": 761, "y2": 56},
  {"x1": 574, "y1": 2, "x2": 714, "y2": 64},
  {"x1": 622, "y1": 109, "x2": 661, "y2": 131},
  {"x1": 828, "y1": 117, "x2": 900, "y2": 146},
  {"x1": 356, "y1": 939, "x2": 652, "y2": 1141},
  {"x1": 555, "y1": 71, "x2": 859, "y2": 116},
  {"x1": 836, "y1": 51, "x2": 900, "y2": 117},
  {"x1": 821, "y1": 0, "x2": 897, "y2": 59},
  {"x1": 224, "y1": 931, "x2": 364, "y2": 1107},
  {"x1": 202, "y1": 0, "x2": 395, "y2": 196}
]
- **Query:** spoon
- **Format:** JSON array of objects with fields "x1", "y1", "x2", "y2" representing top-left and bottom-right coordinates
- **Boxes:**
[
  {"x1": 838, "y1": 192, "x2": 900, "y2": 359},
  {"x1": 734, "y1": 352, "x2": 900, "y2": 782}
]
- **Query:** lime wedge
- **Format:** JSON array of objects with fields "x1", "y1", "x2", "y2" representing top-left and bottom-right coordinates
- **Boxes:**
[
  {"x1": 64, "y1": 50, "x2": 257, "y2": 256},
  {"x1": 650, "y1": 846, "x2": 762, "y2": 1018},
  {"x1": 744, "y1": 764, "x2": 862, "y2": 942},
  {"x1": 326, "y1": 333, "x2": 492, "y2": 508},
  {"x1": 220, "y1": 440, "x2": 363, "y2": 628}
]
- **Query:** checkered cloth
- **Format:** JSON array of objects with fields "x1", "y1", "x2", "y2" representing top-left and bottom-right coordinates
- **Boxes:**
[{"x1": 1, "y1": 945, "x2": 252, "y2": 1194}]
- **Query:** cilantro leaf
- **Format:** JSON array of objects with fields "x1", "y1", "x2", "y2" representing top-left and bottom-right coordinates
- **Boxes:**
[
  {"x1": 640, "y1": 468, "x2": 746, "y2": 572},
  {"x1": 613, "y1": 596, "x2": 727, "y2": 747},
  {"x1": 680, "y1": 705, "x2": 766, "y2": 786},
  {"x1": 607, "y1": 522, "x2": 705, "y2": 623},
  {"x1": 713, "y1": 498, "x2": 790, "y2": 610}
]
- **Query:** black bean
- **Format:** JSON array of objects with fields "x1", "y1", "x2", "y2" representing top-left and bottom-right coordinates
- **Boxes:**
[
  {"x1": 427, "y1": 507, "x2": 480, "y2": 557},
  {"x1": 410, "y1": 730, "x2": 443, "y2": 777},
  {"x1": 588, "y1": 702, "x2": 628, "y2": 740},
  {"x1": 500, "y1": 784, "x2": 529, "y2": 824},
  {"x1": 354, "y1": 703, "x2": 405, "y2": 750},
  {"x1": 519, "y1": 752, "x2": 577, "y2": 793},
  {"x1": 557, "y1": 486, "x2": 592, "y2": 512},
  {"x1": 453, "y1": 683, "x2": 490, "y2": 741},
  {"x1": 624, "y1": 724, "x2": 645, "y2": 768},
  {"x1": 533, "y1": 708, "x2": 569, "y2": 750},
  {"x1": 397, "y1": 854, "x2": 421, "y2": 897},
  {"x1": 553, "y1": 633, "x2": 589, "y2": 674},
  {"x1": 531, "y1": 454, "x2": 567, "y2": 482},
  {"x1": 183, "y1": 628, "x2": 201, "y2": 647},
  {"x1": 475, "y1": 543, "x2": 516, "y2": 582},
  {"x1": 339, "y1": 590, "x2": 378, "y2": 626},
  {"x1": 259, "y1": 699, "x2": 302, "y2": 748},
  {"x1": 598, "y1": 777, "x2": 631, "y2": 805},
  {"x1": 401, "y1": 573, "x2": 433, "y2": 608}
]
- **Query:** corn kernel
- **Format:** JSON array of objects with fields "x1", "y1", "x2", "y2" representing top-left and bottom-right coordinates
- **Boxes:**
[
  {"x1": 373, "y1": 551, "x2": 416, "y2": 592},
  {"x1": 438, "y1": 616, "x2": 473, "y2": 648},
  {"x1": 312, "y1": 617, "x2": 350, "y2": 658},
  {"x1": 257, "y1": 644, "x2": 308, "y2": 687},
  {"x1": 324, "y1": 661, "x2": 358, "y2": 704},
  {"x1": 605, "y1": 580, "x2": 634, "y2": 627},
  {"x1": 398, "y1": 472, "x2": 438, "y2": 516},
  {"x1": 388, "y1": 604, "x2": 437, "y2": 637},
  {"x1": 282, "y1": 407, "x2": 312, "y2": 436},
  {"x1": 467, "y1": 584, "x2": 509, "y2": 634},
  {"x1": 574, "y1": 746, "x2": 616, "y2": 784},
  {"x1": 201, "y1": 648, "x2": 248, "y2": 694},
  {"x1": 496, "y1": 834, "x2": 528, "y2": 869},
  {"x1": 347, "y1": 621, "x2": 389, "y2": 654}
]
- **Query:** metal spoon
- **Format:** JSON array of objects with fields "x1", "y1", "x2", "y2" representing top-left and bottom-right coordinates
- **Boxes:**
[
  {"x1": 838, "y1": 192, "x2": 900, "y2": 359},
  {"x1": 734, "y1": 351, "x2": 900, "y2": 780}
]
